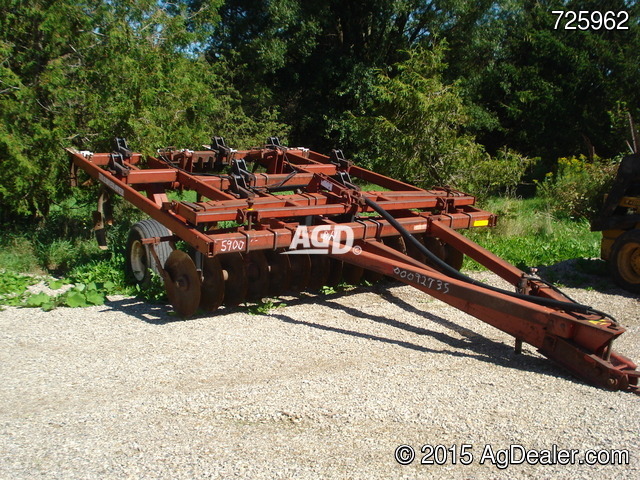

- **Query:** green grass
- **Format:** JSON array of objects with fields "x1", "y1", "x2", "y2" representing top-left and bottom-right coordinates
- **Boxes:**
[
  {"x1": 464, "y1": 197, "x2": 601, "y2": 271},
  {"x1": 0, "y1": 197, "x2": 151, "y2": 309},
  {"x1": 167, "y1": 189, "x2": 198, "y2": 203},
  {"x1": 0, "y1": 234, "x2": 43, "y2": 274}
]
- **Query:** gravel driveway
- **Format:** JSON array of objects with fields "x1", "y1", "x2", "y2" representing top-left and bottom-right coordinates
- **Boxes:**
[{"x1": 1, "y1": 270, "x2": 638, "y2": 479}]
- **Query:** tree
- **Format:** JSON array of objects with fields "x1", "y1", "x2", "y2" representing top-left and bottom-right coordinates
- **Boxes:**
[
  {"x1": 335, "y1": 46, "x2": 531, "y2": 195},
  {"x1": 449, "y1": 0, "x2": 640, "y2": 161},
  {"x1": 334, "y1": 47, "x2": 483, "y2": 186},
  {"x1": 0, "y1": 0, "x2": 284, "y2": 219},
  {"x1": 210, "y1": 0, "x2": 483, "y2": 150}
]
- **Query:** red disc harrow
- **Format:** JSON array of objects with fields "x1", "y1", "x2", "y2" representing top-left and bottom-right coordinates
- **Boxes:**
[{"x1": 66, "y1": 137, "x2": 639, "y2": 393}]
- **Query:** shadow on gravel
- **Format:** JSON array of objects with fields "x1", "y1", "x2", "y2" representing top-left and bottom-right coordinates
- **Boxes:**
[
  {"x1": 103, "y1": 297, "x2": 177, "y2": 324},
  {"x1": 100, "y1": 274, "x2": 622, "y2": 390},
  {"x1": 270, "y1": 293, "x2": 576, "y2": 387},
  {"x1": 103, "y1": 295, "x2": 275, "y2": 324},
  {"x1": 537, "y1": 258, "x2": 639, "y2": 299}
]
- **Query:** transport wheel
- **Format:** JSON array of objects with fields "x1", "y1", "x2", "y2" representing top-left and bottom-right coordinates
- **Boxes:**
[
  {"x1": 265, "y1": 249, "x2": 291, "y2": 296},
  {"x1": 609, "y1": 229, "x2": 640, "y2": 293},
  {"x1": 219, "y1": 252, "x2": 248, "y2": 306},
  {"x1": 288, "y1": 253, "x2": 312, "y2": 291},
  {"x1": 125, "y1": 219, "x2": 173, "y2": 288},
  {"x1": 163, "y1": 250, "x2": 201, "y2": 318},
  {"x1": 308, "y1": 255, "x2": 331, "y2": 290},
  {"x1": 244, "y1": 251, "x2": 270, "y2": 301},
  {"x1": 200, "y1": 256, "x2": 225, "y2": 312}
]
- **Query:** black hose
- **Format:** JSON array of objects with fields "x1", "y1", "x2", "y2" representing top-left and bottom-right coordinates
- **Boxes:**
[{"x1": 363, "y1": 197, "x2": 604, "y2": 317}]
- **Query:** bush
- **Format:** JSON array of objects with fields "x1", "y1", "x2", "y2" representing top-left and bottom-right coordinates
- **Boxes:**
[
  {"x1": 536, "y1": 155, "x2": 619, "y2": 219},
  {"x1": 334, "y1": 46, "x2": 485, "y2": 188},
  {"x1": 454, "y1": 147, "x2": 535, "y2": 198},
  {"x1": 334, "y1": 46, "x2": 533, "y2": 198}
]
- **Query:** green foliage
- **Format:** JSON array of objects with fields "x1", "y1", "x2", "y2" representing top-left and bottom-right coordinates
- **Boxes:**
[
  {"x1": 213, "y1": 1, "x2": 490, "y2": 150},
  {"x1": 536, "y1": 155, "x2": 620, "y2": 219},
  {"x1": 61, "y1": 282, "x2": 108, "y2": 308},
  {"x1": 0, "y1": 0, "x2": 286, "y2": 220},
  {"x1": 465, "y1": 197, "x2": 601, "y2": 271},
  {"x1": 0, "y1": 268, "x2": 112, "y2": 311},
  {"x1": 20, "y1": 281, "x2": 110, "y2": 311},
  {"x1": 67, "y1": 257, "x2": 127, "y2": 290},
  {"x1": 214, "y1": 0, "x2": 640, "y2": 165},
  {"x1": 319, "y1": 285, "x2": 337, "y2": 295},
  {"x1": 0, "y1": 200, "x2": 167, "y2": 310},
  {"x1": 0, "y1": 271, "x2": 39, "y2": 306},
  {"x1": 245, "y1": 298, "x2": 286, "y2": 316},
  {"x1": 23, "y1": 292, "x2": 56, "y2": 311},
  {"x1": 0, "y1": 195, "x2": 133, "y2": 275},
  {"x1": 335, "y1": 47, "x2": 533, "y2": 196},
  {"x1": 0, "y1": 234, "x2": 43, "y2": 274},
  {"x1": 135, "y1": 272, "x2": 167, "y2": 303},
  {"x1": 335, "y1": 46, "x2": 485, "y2": 188},
  {"x1": 452, "y1": 0, "x2": 640, "y2": 162},
  {"x1": 456, "y1": 148, "x2": 536, "y2": 198}
]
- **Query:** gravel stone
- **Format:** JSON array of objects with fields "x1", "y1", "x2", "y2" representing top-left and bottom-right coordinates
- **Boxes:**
[{"x1": 1, "y1": 271, "x2": 638, "y2": 479}]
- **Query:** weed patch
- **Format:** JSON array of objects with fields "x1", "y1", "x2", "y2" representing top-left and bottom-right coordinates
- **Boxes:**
[
  {"x1": 464, "y1": 197, "x2": 600, "y2": 271},
  {"x1": 244, "y1": 298, "x2": 287, "y2": 315}
]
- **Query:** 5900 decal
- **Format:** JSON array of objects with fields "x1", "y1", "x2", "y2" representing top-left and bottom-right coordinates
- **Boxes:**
[{"x1": 219, "y1": 239, "x2": 246, "y2": 252}]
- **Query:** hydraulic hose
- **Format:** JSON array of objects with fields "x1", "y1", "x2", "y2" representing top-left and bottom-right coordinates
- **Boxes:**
[{"x1": 363, "y1": 197, "x2": 608, "y2": 318}]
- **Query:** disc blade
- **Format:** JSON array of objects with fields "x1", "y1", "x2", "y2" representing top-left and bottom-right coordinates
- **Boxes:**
[
  {"x1": 163, "y1": 250, "x2": 201, "y2": 318},
  {"x1": 342, "y1": 263, "x2": 364, "y2": 285},
  {"x1": 245, "y1": 251, "x2": 270, "y2": 301},
  {"x1": 265, "y1": 249, "x2": 291, "y2": 296},
  {"x1": 325, "y1": 259, "x2": 343, "y2": 287},
  {"x1": 422, "y1": 235, "x2": 446, "y2": 259},
  {"x1": 288, "y1": 253, "x2": 311, "y2": 292},
  {"x1": 219, "y1": 252, "x2": 248, "y2": 306},
  {"x1": 307, "y1": 255, "x2": 331, "y2": 290},
  {"x1": 422, "y1": 235, "x2": 446, "y2": 270},
  {"x1": 405, "y1": 233, "x2": 427, "y2": 264},
  {"x1": 363, "y1": 268, "x2": 383, "y2": 284},
  {"x1": 444, "y1": 244, "x2": 464, "y2": 271},
  {"x1": 383, "y1": 235, "x2": 407, "y2": 255},
  {"x1": 200, "y1": 256, "x2": 225, "y2": 311}
]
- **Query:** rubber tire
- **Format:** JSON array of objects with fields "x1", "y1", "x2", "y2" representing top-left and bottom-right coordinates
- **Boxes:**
[
  {"x1": 609, "y1": 229, "x2": 640, "y2": 293},
  {"x1": 125, "y1": 219, "x2": 173, "y2": 288}
]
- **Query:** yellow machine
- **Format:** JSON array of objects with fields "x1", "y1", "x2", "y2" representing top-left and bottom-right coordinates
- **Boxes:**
[{"x1": 591, "y1": 151, "x2": 640, "y2": 293}]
